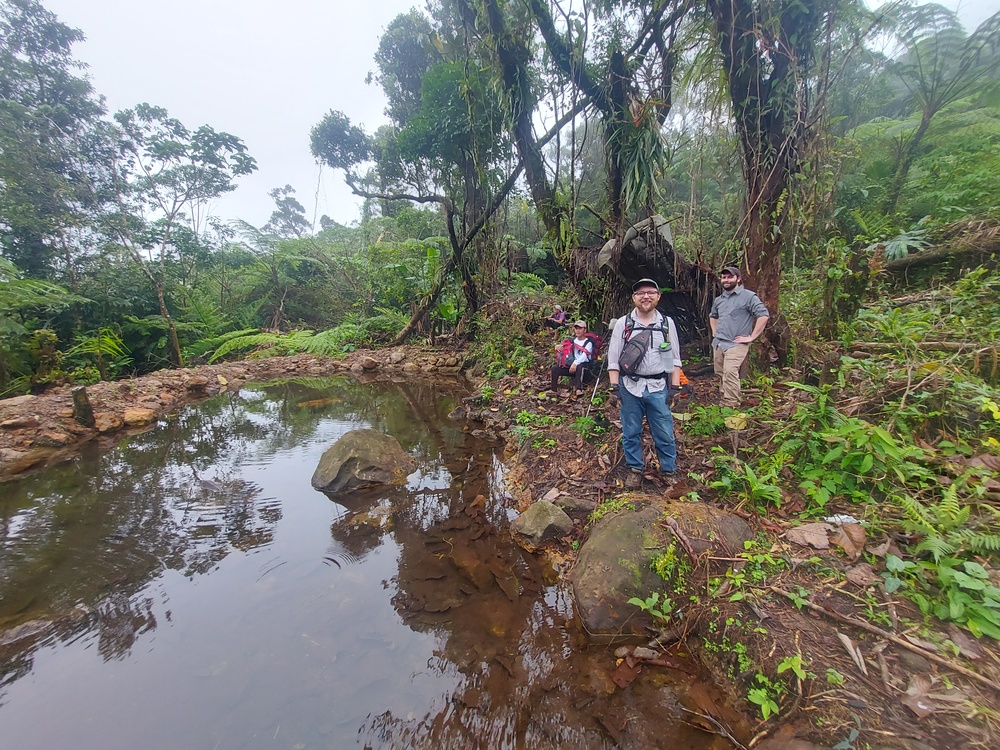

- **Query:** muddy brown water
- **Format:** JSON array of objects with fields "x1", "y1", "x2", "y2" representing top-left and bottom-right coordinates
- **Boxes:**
[{"x1": 0, "y1": 375, "x2": 734, "y2": 749}]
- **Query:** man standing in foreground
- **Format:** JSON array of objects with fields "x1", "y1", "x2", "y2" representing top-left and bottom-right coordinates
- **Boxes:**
[
  {"x1": 607, "y1": 278, "x2": 682, "y2": 488},
  {"x1": 710, "y1": 266, "x2": 769, "y2": 408}
]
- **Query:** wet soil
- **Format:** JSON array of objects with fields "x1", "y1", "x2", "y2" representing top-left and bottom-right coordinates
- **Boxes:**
[{"x1": 2, "y1": 341, "x2": 999, "y2": 749}]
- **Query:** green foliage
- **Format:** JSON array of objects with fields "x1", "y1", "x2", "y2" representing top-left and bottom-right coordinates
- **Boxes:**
[
  {"x1": 685, "y1": 404, "x2": 731, "y2": 436},
  {"x1": 469, "y1": 309, "x2": 537, "y2": 381},
  {"x1": 885, "y1": 553, "x2": 1000, "y2": 639},
  {"x1": 710, "y1": 453, "x2": 785, "y2": 509},
  {"x1": 514, "y1": 410, "x2": 560, "y2": 429},
  {"x1": 588, "y1": 495, "x2": 635, "y2": 526},
  {"x1": 777, "y1": 653, "x2": 813, "y2": 681},
  {"x1": 747, "y1": 673, "x2": 782, "y2": 720},
  {"x1": 64, "y1": 327, "x2": 131, "y2": 381},
  {"x1": 503, "y1": 272, "x2": 546, "y2": 295},
  {"x1": 184, "y1": 328, "x2": 259, "y2": 361},
  {"x1": 571, "y1": 415, "x2": 606, "y2": 441},
  {"x1": 627, "y1": 592, "x2": 673, "y2": 624}
]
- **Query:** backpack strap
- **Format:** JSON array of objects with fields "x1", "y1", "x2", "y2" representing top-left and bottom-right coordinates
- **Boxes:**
[{"x1": 623, "y1": 312, "x2": 668, "y2": 347}]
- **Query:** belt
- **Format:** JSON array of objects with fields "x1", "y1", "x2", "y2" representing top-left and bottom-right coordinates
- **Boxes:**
[{"x1": 624, "y1": 371, "x2": 667, "y2": 381}]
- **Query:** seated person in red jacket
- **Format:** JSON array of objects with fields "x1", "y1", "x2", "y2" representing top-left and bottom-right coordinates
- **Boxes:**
[{"x1": 549, "y1": 321, "x2": 595, "y2": 395}]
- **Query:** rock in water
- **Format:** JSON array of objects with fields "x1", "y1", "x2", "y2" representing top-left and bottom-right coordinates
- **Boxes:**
[{"x1": 311, "y1": 428, "x2": 416, "y2": 493}]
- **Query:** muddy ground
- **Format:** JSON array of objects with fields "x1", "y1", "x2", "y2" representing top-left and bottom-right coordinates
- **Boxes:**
[{"x1": 1, "y1": 342, "x2": 998, "y2": 750}]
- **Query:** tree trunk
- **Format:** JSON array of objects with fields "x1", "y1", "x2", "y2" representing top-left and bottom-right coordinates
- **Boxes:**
[
  {"x1": 155, "y1": 284, "x2": 183, "y2": 367},
  {"x1": 883, "y1": 109, "x2": 933, "y2": 215}
]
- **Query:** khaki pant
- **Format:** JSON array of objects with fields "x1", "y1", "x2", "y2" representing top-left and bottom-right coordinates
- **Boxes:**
[{"x1": 713, "y1": 343, "x2": 750, "y2": 407}]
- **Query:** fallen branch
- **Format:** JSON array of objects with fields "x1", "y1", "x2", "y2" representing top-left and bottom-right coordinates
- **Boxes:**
[{"x1": 770, "y1": 586, "x2": 1000, "y2": 696}]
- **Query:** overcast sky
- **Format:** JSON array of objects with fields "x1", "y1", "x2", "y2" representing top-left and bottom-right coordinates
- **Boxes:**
[
  {"x1": 46, "y1": 0, "x2": 417, "y2": 230},
  {"x1": 44, "y1": 0, "x2": 996, "y2": 232}
]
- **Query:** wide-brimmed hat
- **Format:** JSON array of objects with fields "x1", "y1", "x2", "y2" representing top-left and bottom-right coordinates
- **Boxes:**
[{"x1": 631, "y1": 278, "x2": 660, "y2": 292}]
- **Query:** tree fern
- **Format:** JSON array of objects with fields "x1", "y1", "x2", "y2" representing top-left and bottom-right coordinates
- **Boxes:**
[
  {"x1": 186, "y1": 328, "x2": 260, "y2": 360},
  {"x1": 208, "y1": 332, "x2": 286, "y2": 363}
]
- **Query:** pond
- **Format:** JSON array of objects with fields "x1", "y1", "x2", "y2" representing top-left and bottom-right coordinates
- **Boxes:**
[{"x1": 0, "y1": 375, "x2": 736, "y2": 749}]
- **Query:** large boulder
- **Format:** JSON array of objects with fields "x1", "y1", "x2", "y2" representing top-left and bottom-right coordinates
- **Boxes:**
[
  {"x1": 311, "y1": 428, "x2": 416, "y2": 494},
  {"x1": 571, "y1": 500, "x2": 752, "y2": 640}
]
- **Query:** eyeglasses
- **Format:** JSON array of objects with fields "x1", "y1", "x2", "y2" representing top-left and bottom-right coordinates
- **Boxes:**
[{"x1": 633, "y1": 291, "x2": 659, "y2": 298}]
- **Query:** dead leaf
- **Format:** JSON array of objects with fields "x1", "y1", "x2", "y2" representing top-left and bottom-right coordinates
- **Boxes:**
[
  {"x1": 901, "y1": 691, "x2": 935, "y2": 718},
  {"x1": 611, "y1": 658, "x2": 641, "y2": 689},
  {"x1": 902, "y1": 633, "x2": 938, "y2": 652},
  {"x1": 785, "y1": 522, "x2": 833, "y2": 550},
  {"x1": 866, "y1": 537, "x2": 903, "y2": 559},
  {"x1": 900, "y1": 673, "x2": 967, "y2": 717},
  {"x1": 846, "y1": 562, "x2": 880, "y2": 587},
  {"x1": 217, "y1": 374, "x2": 228, "y2": 385},
  {"x1": 830, "y1": 523, "x2": 866, "y2": 560},
  {"x1": 947, "y1": 625, "x2": 984, "y2": 660},
  {"x1": 970, "y1": 454, "x2": 1000, "y2": 471},
  {"x1": 837, "y1": 631, "x2": 868, "y2": 676}
]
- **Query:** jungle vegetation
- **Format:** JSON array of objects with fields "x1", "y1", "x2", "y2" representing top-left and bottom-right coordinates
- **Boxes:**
[{"x1": 7, "y1": 1, "x2": 1000, "y2": 728}]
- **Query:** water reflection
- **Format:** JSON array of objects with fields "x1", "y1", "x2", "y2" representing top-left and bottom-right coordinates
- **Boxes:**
[{"x1": 0, "y1": 375, "x2": 731, "y2": 749}]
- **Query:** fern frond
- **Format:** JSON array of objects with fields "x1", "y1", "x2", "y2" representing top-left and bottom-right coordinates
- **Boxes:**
[
  {"x1": 951, "y1": 530, "x2": 1000, "y2": 557},
  {"x1": 208, "y1": 333, "x2": 284, "y2": 363},
  {"x1": 185, "y1": 328, "x2": 260, "y2": 359},
  {"x1": 896, "y1": 493, "x2": 938, "y2": 535},
  {"x1": 914, "y1": 535, "x2": 957, "y2": 563},
  {"x1": 933, "y1": 483, "x2": 971, "y2": 530}
]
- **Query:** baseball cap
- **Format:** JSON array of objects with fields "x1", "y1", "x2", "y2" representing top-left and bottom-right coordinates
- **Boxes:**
[
  {"x1": 631, "y1": 278, "x2": 660, "y2": 293},
  {"x1": 573, "y1": 320, "x2": 587, "y2": 328},
  {"x1": 720, "y1": 266, "x2": 741, "y2": 277}
]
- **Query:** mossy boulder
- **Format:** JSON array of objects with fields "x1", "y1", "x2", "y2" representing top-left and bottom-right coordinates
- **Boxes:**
[{"x1": 571, "y1": 500, "x2": 752, "y2": 639}]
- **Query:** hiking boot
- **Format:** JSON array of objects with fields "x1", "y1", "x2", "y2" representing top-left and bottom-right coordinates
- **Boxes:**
[{"x1": 623, "y1": 470, "x2": 643, "y2": 489}]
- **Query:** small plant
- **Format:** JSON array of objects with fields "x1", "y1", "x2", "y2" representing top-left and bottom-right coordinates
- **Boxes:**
[
  {"x1": 571, "y1": 415, "x2": 606, "y2": 441},
  {"x1": 777, "y1": 653, "x2": 813, "y2": 681},
  {"x1": 627, "y1": 592, "x2": 673, "y2": 623},
  {"x1": 509, "y1": 425, "x2": 533, "y2": 446},
  {"x1": 826, "y1": 668, "x2": 845, "y2": 686},
  {"x1": 710, "y1": 455, "x2": 784, "y2": 509},
  {"x1": 747, "y1": 673, "x2": 781, "y2": 720},
  {"x1": 515, "y1": 410, "x2": 560, "y2": 428},
  {"x1": 685, "y1": 404, "x2": 730, "y2": 436}
]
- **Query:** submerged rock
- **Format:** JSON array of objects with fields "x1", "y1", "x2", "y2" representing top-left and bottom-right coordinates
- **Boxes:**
[
  {"x1": 511, "y1": 500, "x2": 573, "y2": 550},
  {"x1": 311, "y1": 428, "x2": 416, "y2": 494}
]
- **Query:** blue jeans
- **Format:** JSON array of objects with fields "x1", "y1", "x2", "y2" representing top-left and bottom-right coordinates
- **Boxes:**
[{"x1": 620, "y1": 383, "x2": 677, "y2": 473}]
